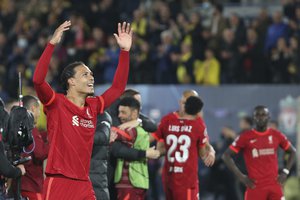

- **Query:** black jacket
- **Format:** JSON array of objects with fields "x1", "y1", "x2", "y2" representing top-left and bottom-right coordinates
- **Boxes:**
[
  {"x1": 0, "y1": 140, "x2": 21, "y2": 178},
  {"x1": 90, "y1": 112, "x2": 112, "y2": 200}
]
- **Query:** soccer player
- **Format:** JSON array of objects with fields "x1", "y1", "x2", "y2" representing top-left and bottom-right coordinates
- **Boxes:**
[
  {"x1": 222, "y1": 105, "x2": 296, "y2": 200},
  {"x1": 33, "y1": 21, "x2": 132, "y2": 200},
  {"x1": 153, "y1": 96, "x2": 215, "y2": 200},
  {"x1": 21, "y1": 95, "x2": 49, "y2": 200}
]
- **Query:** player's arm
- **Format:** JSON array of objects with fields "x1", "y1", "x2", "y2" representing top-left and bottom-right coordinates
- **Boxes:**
[
  {"x1": 110, "y1": 141, "x2": 159, "y2": 160},
  {"x1": 156, "y1": 141, "x2": 166, "y2": 156},
  {"x1": 139, "y1": 113, "x2": 157, "y2": 132},
  {"x1": 277, "y1": 143, "x2": 296, "y2": 185},
  {"x1": 100, "y1": 22, "x2": 133, "y2": 109},
  {"x1": 199, "y1": 142, "x2": 215, "y2": 167},
  {"x1": 118, "y1": 114, "x2": 157, "y2": 133},
  {"x1": 222, "y1": 148, "x2": 255, "y2": 189},
  {"x1": 32, "y1": 133, "x2": 49, "y2": 161},
  {"x1": 33, "y1": 21, "x2": 71, "y2": 105}
]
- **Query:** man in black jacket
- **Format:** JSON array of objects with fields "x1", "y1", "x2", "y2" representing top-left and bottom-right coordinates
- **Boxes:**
[
  {"x1": 0, "y1": 98, "x2": 26, "y2": 198},
  {"x1": 90, "y1": 111, "x2": 159, "y2": 200}
]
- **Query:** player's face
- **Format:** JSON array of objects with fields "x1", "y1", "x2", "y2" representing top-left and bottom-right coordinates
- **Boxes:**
[
  {"x1": 72, "y1": 65, "x2": 94, "y2": 95},
  {"x1": 118, "y1": 106, "x2": 137, "y2": 123},
  {"x1": 253, "y1": 108, "x2": 270, "y2": 128}
]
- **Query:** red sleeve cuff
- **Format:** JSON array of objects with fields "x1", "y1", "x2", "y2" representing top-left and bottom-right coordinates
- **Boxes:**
[
  {"x1": 44, "y1": 91, "x2": 55, "y2": 106},
  {"x1": 120, "y1": 50, "x2": 130, "y2": 54},
  {"x1": 47, "y1": 42, "x2": 55, "y2": 49},
  {"x1": 283, "y1": 142, "x2": 290, "y2": 151},
  {"x1": 112, "y1": 127, "x2": 132, "y2": 141},
  {"x1": 152, "y1": 133, "x2": 164, "y2": 142},
  {"x1": 229, "y1": 145, "x2": 239, "y2": 154},
  {"x1": 98, "y1": 96, "x2": 105, "y2": 114}
]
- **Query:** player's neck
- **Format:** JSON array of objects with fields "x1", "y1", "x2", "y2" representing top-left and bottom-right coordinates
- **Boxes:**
[
  {"x1": 66, "y1": 91, "x2": 86, "y2": 107},
  {"x1": 181, "y1": 114, "x2": 197, "y2": 120},
  {"x1": 254, "y1": 126, "x2": 267, "y2": 132}
]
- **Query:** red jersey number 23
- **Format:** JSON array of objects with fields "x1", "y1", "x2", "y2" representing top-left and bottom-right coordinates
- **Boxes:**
[{"x1": 166, "y1": 134, "x2": 191, "y2": 163}]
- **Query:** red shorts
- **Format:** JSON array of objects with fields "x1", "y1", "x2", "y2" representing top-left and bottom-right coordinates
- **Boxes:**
[
  {"x1": 164, "y1": 184, "x2": 199, "y2": 200},
  {"x1": 43, "y1": 175, "x2": 96, "y2": 200},
  {"x1": 21, "y1": 191, "x2": 42, "y2": 200},
  {"x1": 245, "y1": 183, "x2": 284, "y2": 200},
  {"x1": 117, "y1": 187, "x2": 146, "y2": 200}
]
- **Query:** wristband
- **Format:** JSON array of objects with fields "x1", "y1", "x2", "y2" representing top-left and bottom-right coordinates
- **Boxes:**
[{"x1": 282, "y1": 168, "x2": 289, "y2": 175}]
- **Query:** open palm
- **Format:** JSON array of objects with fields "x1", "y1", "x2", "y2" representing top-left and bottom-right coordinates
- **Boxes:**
[
  {"x1": 113, "y1": 22, "x2": 133, "y2": 51},
  {"x1": 50, "y1": 21, "x2": 71, "y2": 45}
]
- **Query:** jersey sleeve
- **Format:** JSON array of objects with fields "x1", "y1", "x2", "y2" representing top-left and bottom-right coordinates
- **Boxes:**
[
  {"x1": 277, "y1": 131, "x2": 290, "y2": 151},
  {"x1": 33, "y1": 43, "x2": 56, "y2": 106},
  {"x1": 152, "y1": 117, "x2": 166, "y2": 142},
  {"x1": 100, "y1": 50, "x2": 129, "y2": 109},
  {"x1": 197, "y1": 126, "x2": 208, "y2": 149},
  {"x1": 230, "y1": 134, "x2": 247, "y2": 154}
]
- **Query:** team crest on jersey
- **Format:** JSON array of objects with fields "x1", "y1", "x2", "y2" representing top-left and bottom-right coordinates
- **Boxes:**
[
  {"x1": 268, "y1": 136, "x2": 273, "y2": 144},
  {"x1": 252, "y1": 148, "x2": 259, "y2": 158}
]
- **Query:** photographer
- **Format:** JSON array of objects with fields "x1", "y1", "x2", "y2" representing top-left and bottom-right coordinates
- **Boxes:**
[{"x1": 0, "y1": 98, "x2": 26, "y2": 198}]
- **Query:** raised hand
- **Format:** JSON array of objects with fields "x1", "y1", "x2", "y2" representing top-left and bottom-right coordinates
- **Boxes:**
[
  {"x1": 49, "y1": 20, "x2": 71, "y2": 45},
  {"x1": 113, "y1": 22, "x2": 133, "y2": 51}
]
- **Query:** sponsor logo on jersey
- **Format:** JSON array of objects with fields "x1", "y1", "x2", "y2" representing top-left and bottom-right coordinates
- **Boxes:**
[
  {"x1": 72, "y1": 115, "x2": 79, "y2": 126},
  {"x1": 72, "y1": 115, "x2": 94, "y2": 128},
  {"x1": 252, "y1": 148, "x2": 275, "y2": 158}
]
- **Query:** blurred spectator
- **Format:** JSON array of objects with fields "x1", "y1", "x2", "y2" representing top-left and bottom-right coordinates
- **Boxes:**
[
  {"x1": 209, "y1": 126, "x2": 239, "y2": 200},
  {"x1": 194, "y1": 48, "x2": 220, "y2": 85},
  {"x1": 251, "y1": 7, "x2": 272, "y2": 49},
  {"x1": 270, "y1": 37, "x2": 292, "y2": 83},
  {"x1": 265, "y1": 11, "x2": 290, "y2": 53},
  {"x1": 238, "y1": 28, "x2": 267, "y2": 83},
  {"x1": 219, "y1": 29, "x2": 239, "y2": 83},
  {"x1": 175, "y1": 41, "x2": 196, "y2": 84},
  {"x1": 229, "y1": 13, "x2": 247, "y2": 46},
  {"x1": 288, "y1": 36, "x2": 300, "y2": 82},
  {"x1": 208, "y1": 3, "x2": 229, "y2": 51},
  {"x1": 155, "y1": 30, "x2": 178, "y2": 83}
]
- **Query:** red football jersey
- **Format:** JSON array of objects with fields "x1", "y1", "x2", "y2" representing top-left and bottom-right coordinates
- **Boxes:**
[
  {"x1": 45, "y1": 94, "x2": 103, "y2": 180},
  {"x1": 230, "y1": 128, "x2": 290, "y2": 186},
  {"x1": 153, "y1": 112, "x2": 208, "y2": 188}
]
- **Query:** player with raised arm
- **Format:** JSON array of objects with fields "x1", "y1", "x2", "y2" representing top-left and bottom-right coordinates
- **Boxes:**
[
  {"x1": 32, "y1": 21, "x2": 133, "y2": 200},
  {"x1": 222, "y1": 105, "x2": 296, "y2": 200},
  {"x1": 153, "y1": 96, "x2": 215, "y2": 200}
]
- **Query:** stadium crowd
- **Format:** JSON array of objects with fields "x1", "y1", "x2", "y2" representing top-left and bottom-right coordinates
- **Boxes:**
[{"x1": 0, "y1": 0, "x2": 300, "y2": 101}]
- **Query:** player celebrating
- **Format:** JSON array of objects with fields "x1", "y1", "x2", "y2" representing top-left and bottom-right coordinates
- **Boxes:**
[
  {"x1": 222, "y1": 105, "x2": 296, "y2": 200},
  {"x1": 153, "y1": 96, "x2": 215, "y2": 200},
  {"x1": 33, "y1": 21, "x2": 132, "y2": 200}
]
